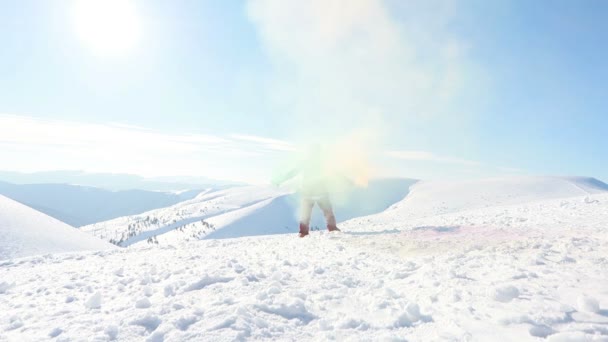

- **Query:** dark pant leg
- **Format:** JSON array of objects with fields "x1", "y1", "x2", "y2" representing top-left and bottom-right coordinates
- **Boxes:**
[{"x1": 317, "y1": 196, "x2": 337, "y2": 230}]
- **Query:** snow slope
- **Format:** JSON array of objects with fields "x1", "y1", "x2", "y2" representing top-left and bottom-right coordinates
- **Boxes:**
[
  {"x1": 81, "y1": 179, "x2": 415, "y2": 246},
  {"x1": 81, "y1": 186, "x2": 289, "y2": 246},
  {"x1": 345, "y1": 176, "x2": 608, "y2": 230},
  {"x1": 1, "y1": 190, "x2": 607, "y2": 341},
  {"x1": 0, "y1": 195, "x2": 115, "y2": 260}
]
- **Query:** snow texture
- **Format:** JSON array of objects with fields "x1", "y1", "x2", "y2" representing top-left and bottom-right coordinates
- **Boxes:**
[{"x1": 1, "y1": 176, "x2": 608, "y2": 341}]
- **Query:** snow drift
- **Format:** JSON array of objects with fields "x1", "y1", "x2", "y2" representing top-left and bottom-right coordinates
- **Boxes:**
[{"x1": 0, "y1": 195, "x2": 115, "y2": 260}]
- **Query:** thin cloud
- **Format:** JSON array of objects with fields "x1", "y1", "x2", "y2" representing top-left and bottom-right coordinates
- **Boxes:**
[
  {"x1": 385, "y1": 150, "x2": 481, "y2": 166},
  {"x1": 230, "y1": 134, "x2": 296, "y2": 152},
  {"x1": 0, "y1": 114, "x2": 291, "y2": 179},
  {"x1": 0, "y1": 114, "x2": 518, "y2": 181},
  {"x1": 0, "y1": 114, "x2": 292, "y2": 153},
  {"x1": 0, "y1": 114, "x2": 227, "y2": 153}
]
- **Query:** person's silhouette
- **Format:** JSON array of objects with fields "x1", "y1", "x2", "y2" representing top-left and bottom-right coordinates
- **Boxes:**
[{"x1": 272, "y1": 144, "x2": 340, "y2": 237}]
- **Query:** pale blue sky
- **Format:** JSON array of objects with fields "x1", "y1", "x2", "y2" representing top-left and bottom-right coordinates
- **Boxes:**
[{"x1": 0, "y1": 0, "x2": 606, "y2": 183}]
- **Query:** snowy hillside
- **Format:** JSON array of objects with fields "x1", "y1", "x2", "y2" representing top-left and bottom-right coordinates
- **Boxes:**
[
  {"x1": 0, "y1": 181, "x2": 202, "y2": 226},
  {"x1": 344, "y1": 176, "x2": 608, "y2": 230},
  {"x1": 1, "y1": 187, "x2": 607, "y2": 340},
  {"x1": 81, "y1": 186, "x2": 289, "y2": 246},
  {"x1": 0, "y1": 195, "x2": 115, "y2": 260},
  {"x1": 81, "y1": 179, "x2": 415, "y2": 246}
]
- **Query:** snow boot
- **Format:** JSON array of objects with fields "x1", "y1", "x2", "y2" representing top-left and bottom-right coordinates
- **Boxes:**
[
  {"x1": 327, "y1": 225, "x2": 340, "y2": 233},
  {"x1": 299, "y1": 223, "x2": 310, "y2": 237}
]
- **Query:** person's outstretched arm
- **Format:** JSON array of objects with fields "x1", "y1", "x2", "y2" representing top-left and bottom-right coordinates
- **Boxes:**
[{"x1": 271, "y1": 157, "x2": 300, "y2": 186}]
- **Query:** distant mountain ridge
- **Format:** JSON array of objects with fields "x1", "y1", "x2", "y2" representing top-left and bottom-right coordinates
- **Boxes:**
[
  {"x1": 0, "y1": 181, "x2": 204, "y2": 227},
  {"x1": 0, "y1": 170, "x2": 242, "y2": 191}
]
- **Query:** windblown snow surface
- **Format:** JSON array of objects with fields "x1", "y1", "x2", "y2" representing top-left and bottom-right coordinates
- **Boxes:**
[
  {"x1": 0, "y1": 195, "x2": 115, "y2": 260},
  {"x1": 1, "y1": 176, "x2": 608, "y2": 341}
]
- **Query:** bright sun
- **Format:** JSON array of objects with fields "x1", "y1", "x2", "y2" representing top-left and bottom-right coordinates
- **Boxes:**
[{"x1": 71, "y1": 0, "x2": 142, "y2": 57}]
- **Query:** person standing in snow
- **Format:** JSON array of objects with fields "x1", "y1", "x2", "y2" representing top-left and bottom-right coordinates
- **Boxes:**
[{"x1": 272, "y1": 144, "x2": 341, "y2": 237}]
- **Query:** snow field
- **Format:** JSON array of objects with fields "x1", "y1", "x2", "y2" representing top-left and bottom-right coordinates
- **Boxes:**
[
  {"x1": 2, "y1": 177, "x2": 608, "y2": 341},
  {"x1": 2, "y1": 193, "x2": 608, "y2": 341}
]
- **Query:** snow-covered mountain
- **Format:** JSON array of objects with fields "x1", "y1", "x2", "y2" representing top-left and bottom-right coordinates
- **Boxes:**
[
  {"x1": 0, "y1": 181, "x2": 203, "y2": 227},
  {"x1": 0, "y1": 195, "x2": 115, "y2": 260},
  {"x1": 1, "y1": 177, "x2": 607, "y2": 341},
  {"x1": 394, "y1": 176, "x2": 608, "y2": 216},
  {"x1": 342, "y1": 176, "x2": 608, "y2": 231},
  {"x1": 81, "y1": 185, "x2": 289, "y2": 246},
  {"x1": 0, "y1": 170, "x2": 241, "y2": 191},
  {"x1": 81, "y1": 178, "x2": 416, "y2": 246}
]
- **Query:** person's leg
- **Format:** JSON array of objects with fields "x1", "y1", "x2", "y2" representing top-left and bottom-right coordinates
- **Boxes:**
[
  {"x1": 299, "y1": 197, "x2": 314, "y2": 237},
  {"x1": 317, "y1": 196, "x2": 339, "y2": 232}
]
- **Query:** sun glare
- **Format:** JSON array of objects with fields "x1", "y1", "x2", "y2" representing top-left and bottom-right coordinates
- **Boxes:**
[{"x1": 71, "y1": 0, "x2": 142, "y2": 57}]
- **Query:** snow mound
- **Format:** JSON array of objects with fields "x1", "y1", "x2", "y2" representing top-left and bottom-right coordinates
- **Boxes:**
[
  {"x1": 0, "y1": 195, "x2": 115, "y2": 260},
  {"x1": 387, "y1": 176, "x2": 608, "y2": 219}
]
